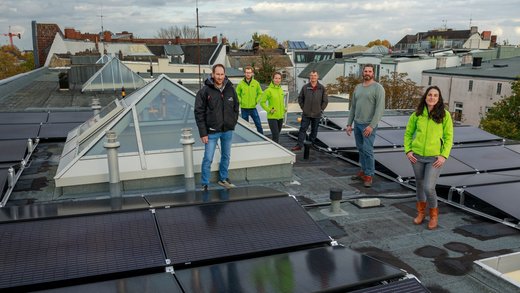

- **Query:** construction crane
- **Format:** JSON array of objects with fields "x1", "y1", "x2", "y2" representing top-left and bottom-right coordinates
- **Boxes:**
[{"x1": 2, "y1": 27, "x2": 21, "y2": 47}]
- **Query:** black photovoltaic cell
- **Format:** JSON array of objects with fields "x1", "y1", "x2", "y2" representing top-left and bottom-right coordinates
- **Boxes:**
[
  {"x1": 0, "y1": 140, "x2": 28, "y2": 163},
  {"x1": 156, "y1": 196, "x2": 331, "y2": 266},
  {"x1": 47, "y1": 111, "x2": 93, "y2": 123},
  {"x1": 38, "y1": 123, "x2": 81, "y2": 139},
  {"x1": 350, "y1": 277, "x2": 429, "y2": 292},
  {"x1": 0, "y1": 112, "x2": 48, "y2": 124},
  {"x1": 175, "y1": 246, "x2": 404, "y2": 292},
  {"x1": 0, "y1": 124, "x2": 40, "y2": 140},
  {"x1": 437, "y1": 170, "x2": 520, "y2": 188},
  {"x1": 506, "y1": 144, "x2": 520, "y2": 154},
  {"x1": 317, "y1": 131, "x2": 394, "y2": 150},
  {"x1": 380, "y1": 115, "x2": 410, "y2": 128},
  {"x1": 0, "y1": 211, "x2": 166, "y2": 290},
  {"x1": 34, "y1": 273, "x2": 182, "y2": 293},
  {"x1": 451, "y1": 146, "x2": 520, "y2": 172},
  {"x1": 465, "y1": 182, "x2": 520, "y2": 220},
  {"x1": 0, "y1": 197, "x2": 150, "y2": 222},
  {"x1": 374, "y1": 151, "x2": 475, "y2": 179},
  {"x1": 145, "y1": 186, "x2": 287, "y2": 208},
  {"x1": 0, "y1": 168, "x2": 7, "y2": 193},
  {"x1": 453, "y1": 126, "x2": 502, "y2": 143},
  {"x1": 376, "y1": 129, "x2": 405, "y2": 146}
]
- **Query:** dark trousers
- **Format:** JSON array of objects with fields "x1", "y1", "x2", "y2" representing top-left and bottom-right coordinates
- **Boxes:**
[
  {"x1": 268, "y1": 119, "x2": 283, "y2": 143},
  {"x1": 296, "y1": 116, "x2": 320, "y2": 147}
]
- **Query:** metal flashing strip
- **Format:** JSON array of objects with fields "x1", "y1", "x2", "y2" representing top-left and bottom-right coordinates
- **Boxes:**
[
  {"x1": 0, "y1": 211, "x2": 166, "y2": 290},
  {"x1": 156, "y1": 196, "x2": 331, "y2": 266}
]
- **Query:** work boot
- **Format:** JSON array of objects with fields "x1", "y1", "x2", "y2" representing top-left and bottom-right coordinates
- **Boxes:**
[
  {"x1": 363, "y1": 175, "x2": 373, "y2": 187},
  {"x1": 428, "y1": 208, "x2": 439, "y2": 230},
  {"x1": 414, "y1": 201, "x2": 427, "y2": 225},
  {"x1": 217, "y1": 179, "x2": 236, "y2": 189},
  {"x1": 351, "y1": 171, "x2": 365, "y2": 181},
  {"x1": 291, "y1": 145, "x2": 302, "y2": 151}
]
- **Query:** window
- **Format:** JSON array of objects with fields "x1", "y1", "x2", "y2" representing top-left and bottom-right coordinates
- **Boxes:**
[
  {"x1": 428, "y1": 76, "x2": 432, "y2": 85},
  {"x1": 180, "y1": 68, "x2": 184, "y2": 73},
  {"x1": 497, "y1": 83, "x2": 502, "y2": 95},
  {"x1": 468, "y1": 80, "x2": 473, "y2": 92},
  {"x1": 454, "y1": 102, "x2": 463, "y2": 122}
]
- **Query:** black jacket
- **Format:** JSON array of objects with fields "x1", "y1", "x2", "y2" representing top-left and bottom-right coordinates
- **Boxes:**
[
  {"x1": 298, "y1": 82, "x2": 328, "y2": 118},
  {"x1": 194, "y1": 77, "x2": 239, "y2": 137}
]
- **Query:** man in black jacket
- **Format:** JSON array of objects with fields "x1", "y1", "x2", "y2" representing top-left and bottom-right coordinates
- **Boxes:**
[
  {"x1": 291, "y1": 70, "x2": 328, "y2": 151},
  {"x1": 194, "y1": 64, "x2": 239, "y2": 190}
]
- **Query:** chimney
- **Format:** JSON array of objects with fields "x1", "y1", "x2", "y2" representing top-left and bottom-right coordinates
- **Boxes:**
[
  {"x1": 470, "y1": 26, "x2": 478, "y2": 35},
  {"x1": 472, "y1": 57, "x2": 482, "y2": 68}
]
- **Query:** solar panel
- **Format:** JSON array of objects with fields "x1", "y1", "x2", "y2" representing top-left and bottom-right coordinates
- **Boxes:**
[
  {"x1": 175, "y1": 246, "x2": 404, "y2": 292},
  {"x1": 327, "y1": 117, "x2": 392, "y2": 130},
  {"x1": 156, "y1": 196, "x2": 331, "y2": 266},
  {"x1": 465, "y1": 182, "x2": 520, "y2": 220},
  {"x1": 350, "y1": 277, "x2": 429, "y2": 293},
  {"x1": 145, "y1": 186, "x2": 287, "y2": 208},
  {"x1": 34, "y1": 273, "x2": 182, "y2": 293},
  {"x1": 374, "y1": 151, "x2": 475, "y2": 179},
  {"x1": 0, "y1": 168, "x2": 7, "y2": 194},
  {"x1": 450, "y1": 146, "x2": 520, "y2": 172},
  {"x1": 0, "y1": 140, "x2": 28, "y2": 163},
  {"x1": 0, "y1": 112, "x2": 48, "y2": 124},
  {"x1": 317, "y1": 131, "x2": 394, "y2": 150},
  {"x1": 380, "y1": 115, "x2": 410, "y2": 128},
  {"x1": 47, "y1": 111, "x2": 93, "y2": 123},
  {"x1": 0, "y1": 124, "x2": 40, "y2": 140},
  {"x1": 453, "y1": 126, "x2": 502, "y2": 144},
  {"x1": 0, "y1": 211, "x2": 166, "y2": 291},
  {"x1": 0, "y1": 197, "x2": 150, "y2": 222},
  {"x1": 506, "y1": 144, "x2": 520, "y2": 154},
  {"x1": 376, "y1": 129, "x2": 405, "y2": 146},
  {"x1": 437, "y1": 170, "x2": 520, "y2": 188},
  {"x1": 39, "y1": 123, "x2": 80, "y2": 139}
]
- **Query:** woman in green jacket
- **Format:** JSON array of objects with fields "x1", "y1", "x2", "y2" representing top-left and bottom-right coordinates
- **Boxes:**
[
  {"x1": 404, "y1": 86, "x2": 453, "y2": 230},
  {"x1": 260, "y1": 72, "x2": 286, "y2": 143}
]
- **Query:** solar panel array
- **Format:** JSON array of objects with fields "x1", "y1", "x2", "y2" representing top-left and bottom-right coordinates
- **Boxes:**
[
  {"x1": 1, "y1": 190, "x2": 404, "y2": 291},
  {"x1": 311, "y1": 117, "x2": 520, "y2": 223}
]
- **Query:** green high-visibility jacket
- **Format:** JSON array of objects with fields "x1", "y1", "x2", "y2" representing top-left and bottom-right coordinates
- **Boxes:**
[{"x1": 236, "y1": 78, "x2": 263, "y2": 109}]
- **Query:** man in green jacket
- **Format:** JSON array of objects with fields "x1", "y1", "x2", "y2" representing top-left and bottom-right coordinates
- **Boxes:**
[
  {"x1": 346, "y1": 64, "x2": 385, "y2": 187},
  {"x1": 236, "y1": 66, "x2": 263, "y2": 134}
]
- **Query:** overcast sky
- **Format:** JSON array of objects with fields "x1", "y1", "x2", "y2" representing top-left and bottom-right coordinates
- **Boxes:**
[{"x1": 1, "y1": 0, "x2": 519, "y2": 51}]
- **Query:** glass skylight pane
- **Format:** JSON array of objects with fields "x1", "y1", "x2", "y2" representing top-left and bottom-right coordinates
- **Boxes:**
[{"x1": 85, "y1": 111, "x2": 139, "y2": 156}]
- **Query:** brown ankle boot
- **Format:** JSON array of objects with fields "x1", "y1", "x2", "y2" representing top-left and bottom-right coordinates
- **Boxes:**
[
  {"x1": 428, "y1": 208, "x2": 439, "y2": 230},
  {"x1": 414, "y1": 202, "x2": 427, "y2": 225}
]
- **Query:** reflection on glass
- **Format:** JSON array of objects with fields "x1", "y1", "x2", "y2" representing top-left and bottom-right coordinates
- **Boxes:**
[
  {"x1": 306, "y1": 248, "x2": 336, "y2": 289},
  {"x1": 85, "y1": 111, "x2": 139, "y2": 156}
]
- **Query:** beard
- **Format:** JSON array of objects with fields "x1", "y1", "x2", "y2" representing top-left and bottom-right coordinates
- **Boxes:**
[{"x1": 363, "y1": 75, "x2": 373, "y2": 81}]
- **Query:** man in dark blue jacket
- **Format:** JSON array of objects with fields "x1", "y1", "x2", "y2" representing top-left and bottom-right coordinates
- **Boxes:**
[{"x1": 194, "y1": 64, "x2": 239, "y2": 190}]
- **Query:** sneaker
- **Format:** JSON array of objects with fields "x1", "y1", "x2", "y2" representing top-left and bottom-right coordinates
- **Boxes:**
[
  {"x1": 202, "y1": 185, "x2": 208, "y2": 192},
  {"x1": 217, "y1": 179, "x2": 236, "y2": 189},
  {"x1": 291, "y1": 145, "x2": 302, "y2": 151},
  {"x1": 351, "y1": 171, "x2": 365, "y2": 181},
  {"x1": 363, "y1": 176, "x2": 373, "y2": 188}
]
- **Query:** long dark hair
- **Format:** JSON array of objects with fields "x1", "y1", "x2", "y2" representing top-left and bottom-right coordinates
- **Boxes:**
[{"x1": 415, "y1": 86, "x2": 446, "y2": 123}]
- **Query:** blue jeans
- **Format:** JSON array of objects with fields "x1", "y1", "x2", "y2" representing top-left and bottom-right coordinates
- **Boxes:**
[
  {"x1": 296, "y1": 116, "x2": 320, "y2": 147},
  {"x1": 354, "y1": 123, "x2": 377, "y2": 176},
  {"x1": 201, "y1": 131, "x2": 233, "y2": 185},
  {"x1": 241, "y1": 108, "x2": 263, "y2": 134},
  {"x1": 411, "y1": 154, "x2": 443, "y2": 208}
]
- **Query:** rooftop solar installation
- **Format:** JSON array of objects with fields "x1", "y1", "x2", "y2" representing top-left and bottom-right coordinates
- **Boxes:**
[
  {"x1": 450, "y1": 146, "x2": 520, "y2": 172},
  {"x1": 376, "y1": 129, "x2": 405, "y2": 146},
  {"x1": 465, "y1": 182, "x2": 520, "y2": 220},
  {"x1": 38, "y1": 123, "x2": 81, "y2": 139},
  {"x1": 453, "y1": 126, "x2": 503, "y2": 143},
  {"x1": 0, "y1": 211, "x2": 166, "y2": 291},
  {"x1": 374, "y1": 151, "x2": 475, "y2": 179},
  {"x1": 0, "y1": 197, "x2": 150, "y2": 222},
  {"x1": 317, "y1": 131, "x2": 394, "y2": 150},
  {"x1": 437, "y1": 170, "x2": 520, "y2": 188},
  {"x1": 175, "y1": 246, "x2": 404, "y2": 292},
  {"x1": 327, "y1": 117, "x2": 392, "y2": 130},
  {"x1": 380, "y1": 115, "x2": 410, "y2": 128},
  {"x1": 156, "y1": 196, "x2": 331, "y2": 267},
  {"x1": 47, "y1": 111, "x2": 93, "y2": 123},
  {"x1": 0, "y1": 124, "x2": 40, "y2": 140},
  {"x1": 0, "y1": 112, "x2": 48, "y2": 124},
  {"x1": 34, "y1": 273, "x2": 182, "y2": 293},
  {"x1": 0, "y1": 140, "x2": 28, "y2": 163},
  {"x1": 0, "y1": 168, "x2": 7, "y2": 195},
  {"x1": 350, "y1": 277, "x2": 429, "y2": 293},
  {"x1": 506, "y1": 144, "x2": 520, "y2": 154},
  {"x1": 145, "y1": 186, "x2": 287, "y2": 208}
]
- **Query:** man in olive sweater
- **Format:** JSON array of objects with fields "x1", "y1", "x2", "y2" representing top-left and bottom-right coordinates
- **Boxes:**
[{"x1": 346, "y1": 64, "x2": 385, "y2": 187}]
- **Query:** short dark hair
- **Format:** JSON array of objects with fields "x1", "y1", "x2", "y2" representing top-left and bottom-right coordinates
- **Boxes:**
[
  {"x1": 363, "y1": 64, "x2": 375, "y2": 70},
  {"x1": 244, "y1": 65, "x2": 253, "y2": 72},
  {"x1": 272, "y1": 71, "x2": 282, "y2": 79},
  {"x1": 212, "y1": 64, "x2": 225, "y2": 73}
]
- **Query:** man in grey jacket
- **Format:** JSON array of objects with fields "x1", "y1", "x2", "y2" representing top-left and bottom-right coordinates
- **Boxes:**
[{"x1": 292, "y1": 70, "x2": 328, "y2": 151}]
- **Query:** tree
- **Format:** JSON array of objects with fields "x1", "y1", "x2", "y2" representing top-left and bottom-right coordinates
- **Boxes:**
[
  {"x1": 252, "y1": 53, "x2": 276, "y2": 84},
  {"x1": 379, "y1": 72, "x2": 422, "y2": 109},
  {"x1": 326, "y1": 75, "x2": 361, "y2": 97},
  {"x1": 366, "y1": 39, "x2": 391, "y2": 48},
  {"x1": 0, "y1": 45, "x2": 34, "y2": 80},
  {"x1": 252, "y1": 32, "x2": 278, "y2": 49},
  {"x1": 156, "y1": 25, "x2": 200, "y2": 39},
  {"x1": 480, "y1": 79, "x2": 520, "y2": 140},
  {"x1": 428, "y1": 36, "x2": 444, "y2": 49}
]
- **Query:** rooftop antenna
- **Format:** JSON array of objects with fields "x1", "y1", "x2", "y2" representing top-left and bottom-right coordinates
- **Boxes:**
[
  {"x1": 196, "y1": 0, "x2": 216, "y2": 89},
  {"x1": 98, "y1": 5, "x2": 105, "y2": 40},
  {"x1": 469, "y1": 14, "x2": 473, "y2": 28}
]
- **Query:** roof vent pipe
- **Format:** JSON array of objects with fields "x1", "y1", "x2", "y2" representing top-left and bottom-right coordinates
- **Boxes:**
[
  {"x1": 472, "y1": 57, "x2": 482, "y2": 68},
  {"x1": 91, "y1": 98, "x2": 101, "y2": 116},
  {"x1": 104, "y1": 131, "x2": 121, "y2": 198},
  {"x1": 180, "y1": 128, "x2": 196, "y2": 191}
]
